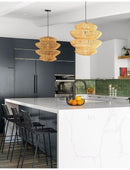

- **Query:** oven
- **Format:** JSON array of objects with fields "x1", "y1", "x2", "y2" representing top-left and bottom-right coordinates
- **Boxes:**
[{"x1": 55, "y1": 74, "x2": 75, "y2": 97}]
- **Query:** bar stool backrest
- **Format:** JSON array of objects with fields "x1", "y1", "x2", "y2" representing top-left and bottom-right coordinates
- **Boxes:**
[
  {"x1": 11, "y1": 107, "x2": 20, "y2": 123},
  {"x1": 21, "y1": 110, "x2": 33, "y2": 130},
  {"x1": 1, "y1": 104, "x2": 10, "y2": 119}
]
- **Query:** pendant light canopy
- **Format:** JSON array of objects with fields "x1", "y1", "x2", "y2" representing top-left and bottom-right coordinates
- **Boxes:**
[
  {"x1": 35, "y1": 10, "x2": 61, "y2": 62},
  {"x1": 70, "y1": 2, "x2": 102, "y2": 56}
]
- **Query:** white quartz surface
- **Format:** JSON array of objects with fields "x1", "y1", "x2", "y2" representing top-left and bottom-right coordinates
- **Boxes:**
[
  {"x1": 5, "y1": 97, "x2": 130, "y2": 168},
  {"x1": 5, "y1": 97, "x2": 130, "y2": 113},
  {"x1": 5, "y1": 97, "x2": 130, "y2": 114}
]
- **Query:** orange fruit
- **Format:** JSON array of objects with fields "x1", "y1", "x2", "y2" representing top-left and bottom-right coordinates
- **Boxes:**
[
  {"x1": 81, "y1": 99, "x2": 84, "y2": 104},
  {"x1": 69, "y1": 99, "x2": 73, "y2": 105},
  {"x1": 72, "y1": 100, "x2": 77, "y2": 106},
  {"x1": 77, "y1": 99, "x2": 84, "y2": 105},
  {"x1": 76, "y1": 96, "x2": 81, "y2": 101}
]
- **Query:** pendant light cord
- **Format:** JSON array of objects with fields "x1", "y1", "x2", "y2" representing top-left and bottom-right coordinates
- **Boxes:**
[
  {"x1": 47, "y1": 11, "x2": 49, "y2": 37},
  {"x1": 45, "y1": 9, "x2": 51, "y2": 37},
  {"x1": 85, "y1": 1, "x2": 87, "y2": 23}
]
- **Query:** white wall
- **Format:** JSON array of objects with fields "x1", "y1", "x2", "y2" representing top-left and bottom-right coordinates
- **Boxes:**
[
  {"x1": 98, "y1": 20, "x2": 130, "y2": 75},
  {"x1": 76, "y1": 54, "x2": 91, "y2": 79},
  {"x1": 98, "y1": 20, "x2": 130, "y2": 47},
  {"x1": 76, "y1": 20, "x2": 130, "y2": 79}
]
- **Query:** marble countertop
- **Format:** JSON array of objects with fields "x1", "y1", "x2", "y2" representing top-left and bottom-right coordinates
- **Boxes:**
[{"x1": 5, "y1": 96, "x2": 130, "y2": 114}]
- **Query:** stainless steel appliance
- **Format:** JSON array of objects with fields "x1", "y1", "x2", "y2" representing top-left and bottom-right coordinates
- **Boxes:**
[{"x1": 55, "y1": 74, "x2": 75, "y2": 97}]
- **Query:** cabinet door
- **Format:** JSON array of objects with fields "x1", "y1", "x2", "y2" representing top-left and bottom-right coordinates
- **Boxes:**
[
  {"x1": 57, "y1": 41, "x2": 75, "y2": 61},
  {"x1": 55, "y1": 62, "x2": 75, "y2": 75},
  {"x1": 0, "y1": 37, "x2": 14, "y2": 67},
  {"x1": 36, "y1": 61, "x2": 55, "y2": 97},
  {"x1": 15, "y1": 60, "x2": 35, "y2": 97},
  {"x1": 13, "y1": 38, "x2": 38, "y2": 49}
]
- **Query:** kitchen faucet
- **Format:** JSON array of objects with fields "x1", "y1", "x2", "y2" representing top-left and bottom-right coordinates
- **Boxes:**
[{"x1": 72, "y1": 80, "x2": 88, "y2": 99}]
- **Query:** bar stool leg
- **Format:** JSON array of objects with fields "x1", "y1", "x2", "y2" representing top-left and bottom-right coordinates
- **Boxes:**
[
  {"x1": 0, "y1": 120, "x2": 8, "y2": 152},
  {"x1": 10, "y1": 126, "x2": 17, "y2": 162},
  {"x1": 32, "y1": 134, "x2": 39, "y2": 168},
  {"x1": 17, "y1": 128, "x2": 24, "y2": 168},
  {"x1": 48, "y1": 132, "x2": 53, "y2": 168},
  {"x1": 31, "y1": 132, "x2": 35, "y2": 154},
  {"x1": 0, "y1": 119, "x2": 6, "y2": 150},
  {"x1": 21, "y1": 130, "x2": 28, "y2": 168},
  {"x1": 43, "y1": 133, "x2": 48, "y2": 166},
  {"x1": 7, "y1": 122, "x2": 15, "y2": 159}
]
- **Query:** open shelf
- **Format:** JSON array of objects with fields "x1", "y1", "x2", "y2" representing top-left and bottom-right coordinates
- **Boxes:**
[
  {"x1": 118, "y1": 55, "x2": 130, "y2": 59},
  {"x1": 118, "y1": 76, "x2": 130, "y2": 79}
]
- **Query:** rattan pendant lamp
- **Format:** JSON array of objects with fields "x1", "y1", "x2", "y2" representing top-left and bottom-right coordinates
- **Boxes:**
[
  {"x1": 70, "y1": 2, "x2": 102, "y2": 56},
  {"x1": 35, "y1": 9, "x2": 61, "y2": 62}
]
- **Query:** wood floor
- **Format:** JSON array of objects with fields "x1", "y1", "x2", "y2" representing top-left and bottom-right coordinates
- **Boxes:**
[{"x1": 0, "y1": 134, "x2": 57, "y2": 168}]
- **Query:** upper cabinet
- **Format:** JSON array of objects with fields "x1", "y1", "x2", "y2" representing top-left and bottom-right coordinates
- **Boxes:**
[
  {"x1": 0, "y1": 37, "x2": 14, "y2": 67},
  {"x1": 57, "y1": 41, "x2": 75, "y2": 62},
  {"x1": 55, "y1": 41, "x2": 75, "y2": 75}
]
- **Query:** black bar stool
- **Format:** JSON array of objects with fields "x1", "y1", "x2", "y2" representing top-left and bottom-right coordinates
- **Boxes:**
[
  {"x1": 19, "y1": 109, "x2": 57, "y2": 168},
  {"x1": 10, "y1": 107, "x2": 47, "y2": 168},
  {"x1": 0, "y1": 104, "x2": 15, "y2": 158},
  {"x1": 10, "y1": 107, "x2": 25, "y2": 162}
]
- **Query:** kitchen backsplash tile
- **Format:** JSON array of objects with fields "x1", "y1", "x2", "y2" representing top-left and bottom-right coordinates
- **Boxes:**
[{"x1": 76, "y1": 79, "x2": 130, "y2": 97}]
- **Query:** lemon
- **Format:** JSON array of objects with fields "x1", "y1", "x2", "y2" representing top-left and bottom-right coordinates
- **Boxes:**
[{"x1": 76, "y1": 96, "x2": 81, "y2": 101}]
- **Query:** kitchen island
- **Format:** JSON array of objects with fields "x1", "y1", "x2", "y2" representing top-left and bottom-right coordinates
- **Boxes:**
[{"x1": 5, "y1": 97, "x2": 130, "y2": 168}]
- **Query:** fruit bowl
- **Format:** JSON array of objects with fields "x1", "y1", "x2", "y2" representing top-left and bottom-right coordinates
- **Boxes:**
[{"x1": 66, "y1": 96, "x2": 85, "y2": 106}]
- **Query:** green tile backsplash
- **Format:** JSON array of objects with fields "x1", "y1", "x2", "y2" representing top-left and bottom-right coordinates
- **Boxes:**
[{"x1": 76, "y1": 79, "x2": 130, "y2": 97}]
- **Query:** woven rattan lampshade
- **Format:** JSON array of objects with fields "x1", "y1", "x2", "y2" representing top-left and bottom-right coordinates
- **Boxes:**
[
  {"x1": 35, "y1": 10, "x2": 61, "y2": 62},
  {"x1": 39, "y1": 55, "x2": 57, "y2": 62},
  {"x1": 70, "y1": 3, "x2": 102, "y2": 56}
]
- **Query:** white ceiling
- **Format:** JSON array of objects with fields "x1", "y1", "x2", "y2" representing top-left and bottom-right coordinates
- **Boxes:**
[
  {"x1": 0, "y1": 1, "x2": 130, "y2": 39},
  {"x1": 2, "y1": 1, "x2": 130, "y2": 26}
]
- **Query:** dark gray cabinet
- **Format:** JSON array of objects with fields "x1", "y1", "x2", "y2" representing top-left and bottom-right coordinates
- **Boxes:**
[
  {"x1": 55, "y1": 41, "x2": 75, "y2": 75},
  {"x1": 0, "y1": 38, "x2": 14, "y2": 132},
  {"x1": 57, "y1": 41, "x2": 75, "y2": 61},
  {"x1": 0, "y1": 37, "x2": 14, "y2": 67},
  {"x1": 54, "y1": 62, "x2": 75, "y2": 75},
  {"x1": 15, "y1": 60, "x2": 36, "y2": 98},
  {"x1": 14, "y1": 48, "x2": 55, "y2": 98},
  {"x1": 36, "y1": 61, "x2": 55, "y2": 97},
  {"x1": 0, "y1": 37, "x2": 75, "y2": 132}
]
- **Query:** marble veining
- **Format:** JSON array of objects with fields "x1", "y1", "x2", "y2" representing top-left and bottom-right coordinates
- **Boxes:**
[{"x1": 5, "y1": 97, "x2": 130, "y2": 168}]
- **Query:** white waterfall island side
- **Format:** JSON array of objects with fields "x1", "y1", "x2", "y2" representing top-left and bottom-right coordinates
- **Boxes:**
[{"x1": 5, "y1": 97, "x2": 130, "y2": 168}]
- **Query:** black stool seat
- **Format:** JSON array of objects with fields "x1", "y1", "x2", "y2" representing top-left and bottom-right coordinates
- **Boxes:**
[
  {"x1": 7, "y1": 115, "x2": 14, "y2": 119},
  {"x1": 30, "y1": 113, "x2": 39, "y2": 117},
  {"x1": 7, "y1": 118, "x2": 15, "y2": 122},
  {"x1": 39, "y1": 116, "x2": 56, "y2": 120},
  {"x1": 35, "y1": 127, "x2": 57, "y2": 133},
  {"x1": 33, "y1": 122, "x2": 45, "y2": 127}
]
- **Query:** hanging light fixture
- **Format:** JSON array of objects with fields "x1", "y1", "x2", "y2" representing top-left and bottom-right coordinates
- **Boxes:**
[
  {"x1": 70, "y1": 2, "x2": 102, "y2": 56},
  {"x1": 35, "y1": 9, "x2": 61, "y2": 62}
]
